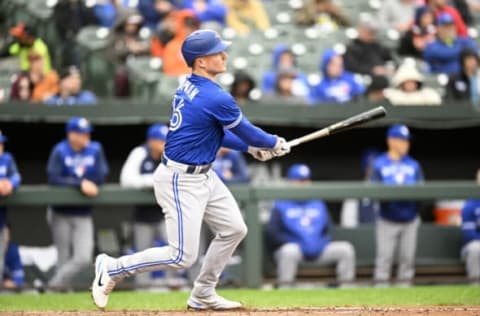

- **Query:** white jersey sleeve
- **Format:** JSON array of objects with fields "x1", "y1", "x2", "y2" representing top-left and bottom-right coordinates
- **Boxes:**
[{"x1": 119, "y1": 146, "x2": 154, "y2": 188}]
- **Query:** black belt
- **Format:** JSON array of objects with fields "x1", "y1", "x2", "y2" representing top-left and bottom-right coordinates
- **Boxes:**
[{"x1": 161, "y1": 155, "x2": 212, "y2": 174}]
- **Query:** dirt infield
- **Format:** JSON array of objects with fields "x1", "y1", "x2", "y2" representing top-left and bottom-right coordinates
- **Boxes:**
[{"x1": 4, "y1": 307, "x2": 480, "y2": 316}]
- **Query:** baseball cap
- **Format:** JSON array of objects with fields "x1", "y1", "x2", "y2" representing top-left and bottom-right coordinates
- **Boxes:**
[
  {"x1": 147, "y1": 123, "x2": 168, "y2": 140},
  {"x1": 66, "y1": 117, "x2": 93, "y2": 134},
  {"x1": 436, "y1": 13, "x2": 454, "y2": 25},
  {"x1": 181, "y1": 29, "x2": 231, "y2": 67},
  {"x1": 9, "y1": 23, "x2": 35, "y2": 38},
  {"x1": 287, "y1": 164, "x2": 311, "y2": 181},
  {"x1": 387, "y1": 124, "x2": 411, "y2": 140},
  {"x1": 0, "y1": 130, "x2": 8, "y2": 143}
]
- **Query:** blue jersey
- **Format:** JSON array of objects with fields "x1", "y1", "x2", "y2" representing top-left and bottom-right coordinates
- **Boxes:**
[
  {"x1": 266, "y1": 200, "x2": 331, "y2": 260},
  {"x1": 369, "y1": 153, "x2": 424, "y2": 222},
  {"x1": 461, "y1": 199, "x2": 480, "y2": 246},
  {"x1": 0, "y1": 152, "x2": 21, "y2": 229},
  {"x1": 165, "y1": 74, "x2": 276, "y2": 165},
  {"x1": 47, "y1": 140, "x2": 109, "y2": 215},
  {"x1": 212, "y1": 150, "x2": 250, "y2": 184}
]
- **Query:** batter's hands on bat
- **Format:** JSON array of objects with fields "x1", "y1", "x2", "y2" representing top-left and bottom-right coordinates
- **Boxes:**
[
  {"x1": 247, "y1": 146, "x2": 275, "y2": 161},
  {"x1": 272, "y1": 137, "x2": 291, "y2": 157},
  {"x1": 81, "y1": 179, "x2": 99, "y2": 197}
]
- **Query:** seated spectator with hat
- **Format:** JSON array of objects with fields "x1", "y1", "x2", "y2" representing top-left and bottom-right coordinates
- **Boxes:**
[{"x1": 45, "y1": 67, "x2": 97, "y2": 106}]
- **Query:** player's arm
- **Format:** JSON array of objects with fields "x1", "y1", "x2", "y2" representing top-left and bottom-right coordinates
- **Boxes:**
[
  {"x1": 46, "y1": 147, "x2": 82, "y2": 186},
  {"x1": 88, "y1": 144, "x2": 109, "y2": 185},
  {"x1": 120, "y1": 147, "x2": 154, "y2": 188},
  {"x1": 7, "y1": 155, "x2": 21, "y2": 189},
  {"x1": 266, "y1": 204, "x2": 292, "y2": 249},
  {"x1": 229, "y1": 152, "x2": 250, "y2": 183}
]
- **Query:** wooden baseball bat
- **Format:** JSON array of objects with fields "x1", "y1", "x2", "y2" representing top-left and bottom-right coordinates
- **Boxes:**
[{"x1": 287, "y1": 106, "x2": 387, "y2": 148}]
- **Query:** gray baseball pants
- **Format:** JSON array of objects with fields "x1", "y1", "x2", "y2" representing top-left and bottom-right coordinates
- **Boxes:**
[
  {"x1": 107, "y1": 164, "x2": 247, "y2": 298},
  {"x1": 49, "y1": 212, "x2": 94, "y2": 287},
  {"x1": 374, "y1": 216, "x2": 420, "y2": 284},
  {"x1": 274, "y1": 241, "x2": 356, "y2": 284},
  {"x1": 462, "y1": 240, "x2": 480, "y2": 281}
]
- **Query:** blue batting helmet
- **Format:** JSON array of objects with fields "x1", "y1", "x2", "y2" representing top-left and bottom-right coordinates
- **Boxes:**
[{"x1": 181, "y1": 29, "x2": 231, "y2": 67}]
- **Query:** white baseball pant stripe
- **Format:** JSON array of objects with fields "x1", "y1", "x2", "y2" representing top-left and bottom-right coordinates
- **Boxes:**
[{"x1": 107, "y1": 164, "x2": 247, "y2": 298}]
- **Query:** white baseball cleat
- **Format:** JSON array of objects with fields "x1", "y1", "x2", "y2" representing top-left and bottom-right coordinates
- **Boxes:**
[
  {"x1": 91, "y1": 254, "x2": 116, "y2": 310},
  {"x1": 187, "y1": 294, "x2": 243, "y2": 310}
]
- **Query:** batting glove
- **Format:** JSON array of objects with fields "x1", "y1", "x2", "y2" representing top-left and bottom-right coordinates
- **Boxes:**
[
  {"x1": 272, "y1": 137, "x2": 291, "y2": 157},
  {"x1": 248, "y1": 146, "x2": 275, "y2": 162}
]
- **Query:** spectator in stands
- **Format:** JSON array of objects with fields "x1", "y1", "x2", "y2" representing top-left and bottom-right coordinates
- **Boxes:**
[
  {"x1": 178, "y1": 0, "x2": 227, "y2": 29},
  {"x1": 138, "y1": 0, "x2": 175, "y2": 30},
  {"x1": 0, "y1": 23, "x2": 51, "y2": 74},
  {"x1": 120, "y1": 123, "x2": 168, "y2": 287},
  {"x1": 262, "y1": 45, "x2": 309, "y2": 97},
  {"x1": 344, "y1": 15, "x2": 394, "y2": 78},
  {"x1": 223, "y1": 0, "x2": 270, "y2": 36},
  {"x1": 230, "y1": 71, "x2": 256, "y2": 106},
  {"x1": 294, "y1": 0, "x2": 350, "y2": 31},
  {"x1": 310, "y1": 49, "x2": 365, "y2": 104},
  {"x1": 423, "y1": 13, "x2": 477, "y2": 74},
  {"x1": 371, "y1": 124, "x2": 424, "y2": 286},
  {"x1": 150, "y1": 10, "x2": 199, "y2": 76},
  {"x1": 47, "y1": 117, "x2": 109, "y2": 290},
  {"x1": 53, "y1": 0, "x2": 97, "y2": 67},
  {"x1": 0, "y1": 131, "x2": 21, "y2": 288},
  {"x1": 467, "y1": 0, "x2": 480, "y2": 13},
  {"x1": 45, "y1": 67, "x2": 97, "y2": 106},
  {"x1": 112, "y1": 13, "x2": 149, "y2": 97},
  {"x1": 398, "y1": 6, "x2": 437, "y2": 58},
  {"x1": 341, "y1": 149, "x2": 381, "y2": 228},
  {"x1": 365, "y1": 75, "x2": 389, "y2": 103},
  {"x1": 10, "y1": 73, "x2": 33, "y2": 102},
  {"x1": 93, "y1": 0, "x2": 119, "y2": 28},
  {"x1": 461, "y1": 198, "x2": 480, "y2": 285},
  {"x1": 266, "y1": 164, "x2": 356, "y2": 288},
  {"x1": 446, "y1": 49, "x2": 480, "y2": 103},
  {"x1": 378, "y1": 0, "x2": 417, "y2": 33},
  {"x1": 452, "y1": 0, "x2": 475, "y2": 25},
  {"x1": 427, "y1": 0, "x2": 468, "y2": 36},
  {"x1": 263, "y1": 68, "x2": 309, "y2": 105},
  {"x1": 27, "y1": 52, "x2": 60, "y2": 103},
  {"x1": 212, "y1": 148, "x2": 250, "y2": 184},
  {"x1": 384, "y1": 63, "x2": 442, "y2": 105},
  {"x1": 2, "y1": 226, "x2": 24, "y2": 289}
]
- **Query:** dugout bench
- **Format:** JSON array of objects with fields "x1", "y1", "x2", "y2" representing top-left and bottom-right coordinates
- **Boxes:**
[{"x1": 263, "y1": 224, "x2": 464, "y2": 285}]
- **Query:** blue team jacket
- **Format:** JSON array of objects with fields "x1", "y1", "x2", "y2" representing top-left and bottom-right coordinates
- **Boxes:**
[
  {"x1": 0, "y1": 152, "x2": 21, "y2": 229},
  {"x1": 461, "y1": 199, "x2": 480, "y2": 246},
  {"x1": 423, "y1": 37, "x2": 477, "y2": 74},
  {"x1": 46, "y1": 140, "x2": 109, "y2": 215},
  {"x1": 266, "y1": 200, "x2": 331, "y2": 260},
  {"x1": 309, "y1": 49, "x2": 365, "y2": 104},
  {"x1": 3, "y1": 242, "x2": 24, "y2": 287},
  {"x1": 369, "y1": 153, "x2": 424, "y2": 222}
]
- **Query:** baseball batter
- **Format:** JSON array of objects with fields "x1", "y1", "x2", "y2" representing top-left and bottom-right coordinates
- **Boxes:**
[{"x1": 92, "y1": 29, "x2": 290, "y2": 310}]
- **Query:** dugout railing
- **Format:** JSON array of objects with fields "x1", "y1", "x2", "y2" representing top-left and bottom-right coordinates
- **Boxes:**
[{"x1": 2, "y1": 181, "x2": 479, "y2": 288}]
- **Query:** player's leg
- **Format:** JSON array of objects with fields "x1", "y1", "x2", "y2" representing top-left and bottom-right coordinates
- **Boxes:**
[
  {"x1": 316, "y1": 241, "x2": 356, "y2": 285},
  {"x1": 92, "y1": 166, "x2": 208, "y2": 309},
  {"x1": 132, "y1": 221, "x2": 156, "y2": 287},
  {"x1": 274, "y1": 242, "x2": 303, "y2": 287},
  {"x1": 51, "y1": 215, "x2": 94, "y2": 287},
  {"x1": 107, "y1": 170, "x2": 208, "y2": 279},
  {"x1": 49, "y1": 212, "x2": 73, "y2": 288},
  {"x1": 462, "y1": 240, "x2": 480, "y2": 284},
  {"x1": 189, "y1": 171, "x2": 247, "y2": 309},
  {"x1": 396, "y1": 216, "x2": 420, "y2": 285},
  {"x1": 374, "y1": 218, "x2": 400, "y2": 285}
]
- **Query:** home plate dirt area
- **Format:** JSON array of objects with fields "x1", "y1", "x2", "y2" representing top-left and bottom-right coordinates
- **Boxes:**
[{"x1": 5, "y1": 307, "x2": 480, "y2": 316}]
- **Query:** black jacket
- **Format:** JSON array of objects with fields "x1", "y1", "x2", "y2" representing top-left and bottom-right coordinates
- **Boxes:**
[
  {"x1": 446, "y1": 72, "x2": 471, "y2": 100},
  {"x1": 344, "y1": 39, "x2": 393, "y2": 75}
]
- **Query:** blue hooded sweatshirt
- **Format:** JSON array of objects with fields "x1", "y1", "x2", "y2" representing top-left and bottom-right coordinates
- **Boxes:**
[
  {"x1": 261, "y1": 44, "x2": 309, "y2": 94},
  {"x1": 179, "y1": 0, "x2": 226, "y2": 25},
  {"x1": 310, "y1": 49, "x2": 365, "y2": 104}
]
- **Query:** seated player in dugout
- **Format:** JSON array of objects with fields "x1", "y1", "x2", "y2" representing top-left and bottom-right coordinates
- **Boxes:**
[{"x1": 266, "y1": 164, "x2": 356, "y2": 288}]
